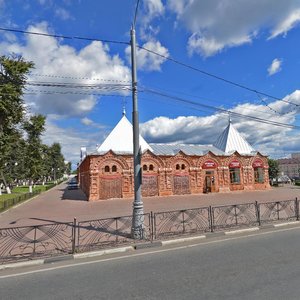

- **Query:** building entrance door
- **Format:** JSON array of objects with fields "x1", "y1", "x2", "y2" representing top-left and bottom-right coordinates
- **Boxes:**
[
  {"x1": 99, "y1": 177, "x2": 122, "y2": 199},
  {"x1": 142, "y1": 175, "x2": 158, "y2": 197},
  {"x1": 204, "y1": 171, "x2": 215, "y2": 193},
  {"x1": 173, "y1": 175, "x2": 190, "y2": 195}
]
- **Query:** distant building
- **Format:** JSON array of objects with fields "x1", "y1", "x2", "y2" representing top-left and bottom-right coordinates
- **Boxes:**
[
  {"x1": 277, "y1": 154, "x2": 300, "y2": 179},
  {"x1": 78, "y1": 115, "x2": 270, "y2": 201}
]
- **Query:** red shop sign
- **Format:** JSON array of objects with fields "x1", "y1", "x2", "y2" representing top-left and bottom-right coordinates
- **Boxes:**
[
  {"x1": 252, "y1": 159, "x2": 264, "y2": 168},
  {"x1": 202, "y1": 160, "x2": 217, "y2": 169},
  {"x1": 229, "y1": 160, "x2": 241, "y2": 168}
]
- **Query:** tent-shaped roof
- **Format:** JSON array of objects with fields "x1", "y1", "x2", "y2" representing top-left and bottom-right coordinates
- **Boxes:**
[
  {"x1": 213, "y1": 121, "x2": 254, "y2": 154},
  {"x1": 97, "y1": 115, "x2": 152, "y2": 154}
]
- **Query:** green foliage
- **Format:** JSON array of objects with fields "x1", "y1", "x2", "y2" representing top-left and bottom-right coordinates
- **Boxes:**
[
  {"x1": 268, "y1": 158, "x2": 279, "y2": 180},
  {"x1": 0, "y1": 55, "x2": 68, "y2": 188}
]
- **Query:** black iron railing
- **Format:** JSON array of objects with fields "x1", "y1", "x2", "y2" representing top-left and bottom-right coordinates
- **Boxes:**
[{"x1": 0, "y1": 198, "x2": 299, "y2": 264}]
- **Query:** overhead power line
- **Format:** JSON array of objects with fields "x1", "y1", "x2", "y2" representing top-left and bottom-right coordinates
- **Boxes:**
[
  {"x1": 28, "y1": 73, "x2": 131, "y2": 83},
  {"x1": 138, "y1": 45, "x2": 300, "y2": 107},
  {"x1": 142, "y1": 87, "x2": 300, "y2": 130},
  {"x1": 0, "y1": 27, "x2": 130, "y2": 46}
]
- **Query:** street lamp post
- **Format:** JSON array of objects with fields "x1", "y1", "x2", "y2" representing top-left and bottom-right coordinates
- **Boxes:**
[{"x1": 130, "y1": 26, "x2": 144, "y2": 239}]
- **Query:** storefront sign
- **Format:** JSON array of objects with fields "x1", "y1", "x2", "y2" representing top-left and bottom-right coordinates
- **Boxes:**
[
  {"x1": 202, "y1": 160, "x2": 217, "y2": 169},
  {"x1": 252, "y1": 159, "x2": 264, "y2": 168},
  {"x1": 229, "y1": 160, "x2": 241, "y2": 168}
]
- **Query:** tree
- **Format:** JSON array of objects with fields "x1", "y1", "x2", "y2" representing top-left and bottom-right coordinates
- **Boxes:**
[
  {"x1": 268, "y1": 158, "x2": 279, "y2": 183},
  {"x1": 23, "y1": 114, "x2": 46, "y2": 192},
  {"x1": 48, "y1": 143, "x2": 65, "y2": 182},
  {"x1": 0, "y1": 55, "x2": 34, "y2": 193}
]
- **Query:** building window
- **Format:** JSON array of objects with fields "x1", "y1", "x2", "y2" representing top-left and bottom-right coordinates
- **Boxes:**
[
  {"x1": 112, "y1": 165, "x2": 117, "y2": 172},
  {"x1": 230, "y1": 168, "x2": 240, "y2": 184},
  {"x1": 149, "y1": 164, "x2": 154, "y2": 171},
  {"x1": 143, "y1": 164, "x2": 148, "y2": 171},
  {"x1": 181, "y1": 164, "x2": 185, "y2": 170},
  {"x1": 104, "y1": 166, "x2": 110, "y2": 173},
  {"x1": 254, "y1": 167, "x2": 264, "y2": 183},
  {"x1": 176, "y1": 164, "x2": 180, "y2": 170}
]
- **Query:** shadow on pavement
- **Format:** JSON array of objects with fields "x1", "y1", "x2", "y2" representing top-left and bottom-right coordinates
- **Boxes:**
[{"x1": 60, "y1": 188, "x2": 88, "y2": 201}]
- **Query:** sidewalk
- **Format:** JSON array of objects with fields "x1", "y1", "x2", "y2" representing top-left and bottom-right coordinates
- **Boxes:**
[{"x1": 0, "y1": 182, "x2": 299, "y2": 228}]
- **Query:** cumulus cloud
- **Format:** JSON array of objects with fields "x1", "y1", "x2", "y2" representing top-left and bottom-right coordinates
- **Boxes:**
[
  {"x1": 125, "y1": 40, "x2": 169, "y2": 71},
  {"x1": 268, "y1": 58, "x2": 282, "y2": 76},
  {"x1": 0, "y1": 22, "x2": 131, "y2": 117},
  {"x1": 140, "y1": 0, "x2": 164, "y2": 40},
  {"x1": 167, "y1": 0, "x2": 300, "y2": 57},
  {"x1": 42, "y1": 118, "x2": 106, "y2": 167},
  {"x1": 55, "y1": 7, "x2": 73, "y2": 20},
  {"x1": 80, "y1": 117, "x2": 106, "y2": 129},
  {"x1": 141, "y1": 90, "x2": 300, "y2": 157}
]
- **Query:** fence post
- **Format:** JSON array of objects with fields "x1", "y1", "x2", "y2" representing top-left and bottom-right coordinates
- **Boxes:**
[
  {"x1": 296, "y1": 198, "x2": 299, "y2": 221},
  {"x1": 255, "y1": 201, "x2": 261, "y2": 226},
  {"x1": 72, "y1": 217, "x2": 77, "y2": 254},
  {"x1": 150, "y1": 211, "x2": 154, "y2": 242},
  {"x1": 182, "y1": 210, "x2": 185, "y2": 234},
  {"x1": 33, "y1": 226, "x2": 37, "y2": 256},
  {"x1": 209, "y1": 206, "x2": 214, "y2": 232}
]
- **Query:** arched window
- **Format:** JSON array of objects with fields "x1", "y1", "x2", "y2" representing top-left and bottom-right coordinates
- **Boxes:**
[
  {"x1": 104, "y1": 166, "x2": 110, "y2": 173},
  {"x1": 112, "y1": 165, "x2": 117, "y2": 172},
  {"x1": 181, "y1": 164, "x2": 185, "y2": 170},
  {"x1": 230, "y1": 168, "x2": 240, "y2": 184},
  {"x1": 254, "y1": 167, "x2": 264, "y2": 183},
  {"x1": 149, "y1": 164, "x2": 154, "y2": 171},
  {"x1": 176, "y1": 164, "x2": 180, "y2": 170},
  {"x1": 143, "y1": 164, "x2": 148, "y2": 171}
]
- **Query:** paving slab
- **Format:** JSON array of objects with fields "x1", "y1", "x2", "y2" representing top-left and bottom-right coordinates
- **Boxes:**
[{"x1": 0, "y1": 182, "x2": 299, "y2": 227}]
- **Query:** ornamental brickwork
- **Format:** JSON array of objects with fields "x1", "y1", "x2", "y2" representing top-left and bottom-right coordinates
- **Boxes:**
[{"x1": 78, "y1": 150, "x2": 270, "y2": 201}]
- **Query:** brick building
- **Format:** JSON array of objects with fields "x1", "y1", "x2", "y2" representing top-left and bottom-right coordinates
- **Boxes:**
[
  {"x1": 78, "y1": 114, "x2": 270, "y2": 201},
  {"x1": 277, "y1": 153, "x2": 300, "y2": 179}
]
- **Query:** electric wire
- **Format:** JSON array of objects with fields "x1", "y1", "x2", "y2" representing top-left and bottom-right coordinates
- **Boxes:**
[
  {"x1": 138, "y1": 45, "x2": 300, "y2": 107},
  {"x1": 141, "y1": 88, "x2": 300, "y2": 129},
  {"x1": 0, "y1": 27, "x2": 130, "y2": 45}
]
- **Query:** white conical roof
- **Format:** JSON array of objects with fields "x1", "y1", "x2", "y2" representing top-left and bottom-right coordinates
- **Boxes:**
[
  {"x1": 97, "y1": 115, "x2": 152, "y2": 154},
  {"x1": 213, "y1": 121, "x2": 254, "y2": 154}
]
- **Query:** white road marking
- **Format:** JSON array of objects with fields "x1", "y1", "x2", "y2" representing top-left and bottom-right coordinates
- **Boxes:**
[{"x1": 0, "y1": 225, "x2": 299, "y2": 279}]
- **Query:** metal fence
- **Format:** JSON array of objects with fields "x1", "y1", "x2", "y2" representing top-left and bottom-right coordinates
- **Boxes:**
[{"x1": 0, "y1": 198, "x2": 299, "y2": 264}]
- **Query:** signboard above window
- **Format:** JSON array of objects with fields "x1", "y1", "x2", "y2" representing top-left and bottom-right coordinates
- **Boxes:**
[{"x1": 202, "y1": 160, "x2": 217, "y2": 169}]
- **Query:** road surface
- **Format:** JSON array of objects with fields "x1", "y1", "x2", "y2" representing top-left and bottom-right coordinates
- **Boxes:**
[{"x1": 0, "y1": 225, "x2": 300, "y2": 299}]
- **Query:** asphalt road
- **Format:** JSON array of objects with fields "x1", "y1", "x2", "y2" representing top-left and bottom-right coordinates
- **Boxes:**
[{"x1": 1, "y1": 226, "x2": 300, "y2": 299}]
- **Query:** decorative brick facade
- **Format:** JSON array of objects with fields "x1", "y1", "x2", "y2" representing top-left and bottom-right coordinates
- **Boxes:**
[{"x1": 78, "y1": 150, "x2": 270, "y2": 201}]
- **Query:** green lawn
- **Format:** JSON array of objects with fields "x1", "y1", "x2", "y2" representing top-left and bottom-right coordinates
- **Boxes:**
[{"x1": 0, "y1": 183, "x2": 58, "y2": 211}]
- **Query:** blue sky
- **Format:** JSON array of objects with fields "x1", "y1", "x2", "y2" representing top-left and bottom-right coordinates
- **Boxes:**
[{"x1": 1, "y1": 0, "x2": 300, "y2": 167}]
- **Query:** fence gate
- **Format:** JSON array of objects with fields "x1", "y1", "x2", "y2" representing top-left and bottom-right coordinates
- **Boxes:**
[
  {"x1": 142, "y1": 175, "x2": 158, "y2": 197},
  {"x1": 173, "y1": 175, "x2": 190, "y2": 195},
  {"x1": 99, "y1": 177, "x2": 122, "y2": 199}
]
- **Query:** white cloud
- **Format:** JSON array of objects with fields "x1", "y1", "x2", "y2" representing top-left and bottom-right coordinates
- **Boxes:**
[
  {"x1": 80, "y1": 117, "x2": 106, "y2": 129},
  {"x1": 268, "y1": 58, "x2": 282, "y2": 76},
  {"x1": 43, "y1": 117, "x2": 108, "y2": 167},
  {"x1": 167, "y1": 0, "x2": 300, "y2": 57},
  {"x1": 55, "y1": 7, "x2": 73, "y2": 20},
  {"x1": 0, "y1": 22, "x2": 131, "y2": 117},
  {"x1": 141, "y1": 90, "x2": 300, "y2": 157},
  {"x1": 126, "y1": 40, "x2": 169, "y2": 71},
  {"x1": 269, "y1": 9, "x2": 300, "y2": 39},
  {"x1": 140, "y1": 0, "x2": 164, "y2": 40}
]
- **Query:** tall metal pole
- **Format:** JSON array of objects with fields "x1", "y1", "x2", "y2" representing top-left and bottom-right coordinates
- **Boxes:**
[{"x1": 130, "y1": 27, "x2": 144, "y2": 239}]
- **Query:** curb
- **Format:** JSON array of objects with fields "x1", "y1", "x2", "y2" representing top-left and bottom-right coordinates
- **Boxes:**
[
  {"x1": 161, "y1": 235, "x2": 206, "y2": 246},
  {"x1": 273, "y1": 221, "x2": 300, "y2": 227},
  {"x1": 1, "y1": 221, "x2": 300, "y2": 271},
  {"x1": 73, "y1": 246, "x2": 133, "y2": 259},
  {"x1": 0, "y1": 259, "x2": 45, "y2": 271},
  {"x1": 224, "y1": 227, "x2": 259, "y2": 235}
]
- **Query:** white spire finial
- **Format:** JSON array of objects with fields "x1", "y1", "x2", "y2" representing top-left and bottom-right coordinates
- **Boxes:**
[{"x1": 122, "y1": 106, "x2": 126, "y2": 116}]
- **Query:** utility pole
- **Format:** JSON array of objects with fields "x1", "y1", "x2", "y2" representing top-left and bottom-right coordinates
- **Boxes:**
[{"x1": 130, "y1": 26, "x2": 144, "y2": 239}]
